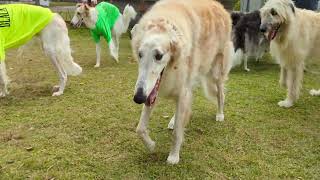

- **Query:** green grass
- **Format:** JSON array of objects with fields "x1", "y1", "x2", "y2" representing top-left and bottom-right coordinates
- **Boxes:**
[{"x1": 0, "y1": 27, "x2": 319, "y2": 179}]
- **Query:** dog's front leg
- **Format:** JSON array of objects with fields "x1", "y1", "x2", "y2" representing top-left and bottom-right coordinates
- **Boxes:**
[
  {"x1": 167, "y1": 88, "x2": 192, "y2": 164},
  {"x1": 278, "y1": 65, "x2": 303, "y2": 108},
  {"x1": 95, "y1": 42, "x2": 101, "y2": 68},
  {"x1": 0, "y1": 61, "x2": 9, "y2": 97},
  {"x1": 279, "y1": 66, "x2": 287, "y2": 88},
  {"x1": 136, "y1": 105, "x2": 156, "y2": 152},
  {"x1": 244, "y1": 55, "x2": 250, "y2": 72}
]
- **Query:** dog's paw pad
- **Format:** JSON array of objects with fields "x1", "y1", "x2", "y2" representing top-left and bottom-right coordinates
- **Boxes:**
[
  {"x1": 278, "y1": 100, "x2": 293, "y2": 108},
  {"x1": 52, "y1": 91, "x2": 63, "y2": 97},
  {"x1": 167, "y1": 154, "x2": 179, "y2": 164},
  {"x1": 216, "y1": 114, "x2": 224, "y2": 122},
  {"x1": 310, "y1": 89, "x2": 320, "y2": 96}
]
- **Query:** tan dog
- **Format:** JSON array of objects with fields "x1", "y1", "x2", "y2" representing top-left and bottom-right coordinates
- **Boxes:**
[
  {"x1": 260, "y1": 0, "x2": 320, "y2": 108},
  {"x1": 131, "y1": 0, "x2": 233, "y2": 164}
]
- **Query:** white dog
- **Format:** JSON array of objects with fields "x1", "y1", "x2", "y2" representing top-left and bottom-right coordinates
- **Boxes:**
[
  {"x1": 131, "y1": 0, "x2": 233, "y2": 164},
  {"x1": 260, "y1": 0, "x2": 320, "y2": 108},
  {"x1": 71, "y1": 1, "x2": 136, "y2": 67},
  {"x1": 0, "y1": 4, "x2": 82, "y2": 97}
]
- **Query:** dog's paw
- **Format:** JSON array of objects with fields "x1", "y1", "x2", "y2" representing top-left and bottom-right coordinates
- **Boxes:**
[
  {"x1": 278, "y1": 99, "x2": 293, "y2": 108},
  {"x1": 52, "y1": 86, "x2": 60, "y2": 93},
  {"x1": 167, "y1": 116, "x2": 175, "y2": 130},
  {"x1": 94, "y1": 64, "x2": 100, "y2": 68},
  {"x1": 245, "y1": 68, "x2": 250, "y2": 72},
  {"x1": 52, "y1": 91, "x2": 63, "y2": 97},
  {"x1": 216, "y1": 114, "x2": 224, "y2": 122},
  {"x1": 146, "y1": 140, "x2": 156, "y2": 152},
  {"x1": 310, "y1": 89, "x2": 320, "y2": 96},
  {"x1": 167, "y1": 154, "x2": 180, "y2": 165}
]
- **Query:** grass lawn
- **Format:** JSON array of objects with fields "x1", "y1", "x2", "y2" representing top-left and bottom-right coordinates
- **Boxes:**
[{"x1": 0, "y1": 27, "x2": 319, "y2": 179}]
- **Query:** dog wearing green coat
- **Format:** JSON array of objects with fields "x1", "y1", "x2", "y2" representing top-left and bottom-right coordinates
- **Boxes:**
[
  {"x1": 71, "y1": 1, "x2": 137, "y2": 67},
  {"x1": 0, "y1": 4, "x2": 82, "y2": 97}
]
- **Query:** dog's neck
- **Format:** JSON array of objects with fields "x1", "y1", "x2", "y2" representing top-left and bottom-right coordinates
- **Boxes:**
[{"x1": 83, "y1": 8, "x2": 98, "y2": 29}]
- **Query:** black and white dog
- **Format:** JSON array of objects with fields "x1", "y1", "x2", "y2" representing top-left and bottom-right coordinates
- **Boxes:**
[{"x1": 231, "y1": 11, "x2": 270, "y2": 71}]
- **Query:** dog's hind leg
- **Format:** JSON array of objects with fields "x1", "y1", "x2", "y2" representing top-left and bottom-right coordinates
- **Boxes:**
[
  {"x1": 109, "y1": 39, "x2": 119, "y2": 63},
  {"x1": 167, "y1": 88, "x2": 192, "y2": 164},
  {"x1": 310, "y1": 89, "x2": 320, "y2": 96},
  {"x1": 0, "y1": 61, "x2": 9, "y2": 97},
  {"x1": 48, "y1": 54, "x2": 67, "y2": 96},
  {"x1": 95, "y1": 42, "x2": 101, "y2": 68},
  {"x1": 136, "y1": 105, "x2": 156, "y2": 152}
]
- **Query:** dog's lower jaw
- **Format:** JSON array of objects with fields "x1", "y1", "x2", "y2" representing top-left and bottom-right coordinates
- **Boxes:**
[{"x1": 278, "y1": 99, "x2": 294, "y2": 108}]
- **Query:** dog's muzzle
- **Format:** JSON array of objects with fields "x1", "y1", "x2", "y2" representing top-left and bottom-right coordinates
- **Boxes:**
[{"x1": 133, "y1": 87, "x2": 147, "y2": 104}]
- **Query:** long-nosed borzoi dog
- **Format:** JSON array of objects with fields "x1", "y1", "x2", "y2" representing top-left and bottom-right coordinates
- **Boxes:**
[
  {"x1": 231, "y1": 11, "x2": 270, "y2": 71},
  {"x1": 260, "y1": 0, "x2": 320, "y2": 108},
  {"x1": 131, "y1": 0, "x2": 233, "y2": 164},
  {"x1": 0, "y1": 4, "x2": 82, "y2": 97},
  {"x1": 71, "y1": 1, "x2": 136, "y2": 67}
]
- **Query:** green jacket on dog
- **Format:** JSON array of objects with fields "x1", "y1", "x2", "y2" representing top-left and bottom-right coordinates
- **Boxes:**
[{"x1": 90, "y1": 2, "x2": 120, "y2": 44}]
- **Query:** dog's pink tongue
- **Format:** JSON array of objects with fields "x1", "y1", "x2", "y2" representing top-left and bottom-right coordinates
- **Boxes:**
[
  {"x1": 145, "y1": 79, "x2": 160, "y2": 106},
  {"x1": 268, "y1": 30, "x2": 276, "y2": 41}
]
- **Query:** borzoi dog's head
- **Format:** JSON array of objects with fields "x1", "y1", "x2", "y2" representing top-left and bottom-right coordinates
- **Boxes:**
[
  {"x1": 131, "y1": 19, "x2": 181, "y2": 106},
  {"x1": 71, "y1": 1, "x2": 97, "y2": 29},
  {"x1": 260, "y1": 0, "x2": 296, "y2": 41}
]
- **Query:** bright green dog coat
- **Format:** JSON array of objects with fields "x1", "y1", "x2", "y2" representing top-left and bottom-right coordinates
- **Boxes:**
[
  {"x1": 90, "y1": 2, "x2": 120, "y2": 44},
  {"x1": 0, "y1": 4, "x2": 54, "y2": 61}
]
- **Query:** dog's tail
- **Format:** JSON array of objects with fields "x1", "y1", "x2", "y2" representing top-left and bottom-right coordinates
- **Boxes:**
[
  {"x1": 56, "y1": 20, "x2": 82, "y2": 76},
  {"x1": 122, "y1": 4, "x2": 137, "y2": 33},
  {"x1": 56, "y1": 40, "x2": 82, "y2": 76}
]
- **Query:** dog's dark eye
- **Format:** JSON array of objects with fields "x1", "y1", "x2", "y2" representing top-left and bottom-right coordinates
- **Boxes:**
[
  {"x1": 138, "y1": 51, "x2": 143, "y2": 58},
  {"x1": 77, "y1": 12, "x2": 81, "y2": 15},
  {"x1": 154, "y1": 52, "x2": 163, "y2": 61},
  {"x1": 271, "y1": 8, "x2": 278, "y2": 16}
]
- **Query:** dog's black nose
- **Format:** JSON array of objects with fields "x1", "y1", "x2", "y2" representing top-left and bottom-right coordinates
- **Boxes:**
[
  {"x1": 260, "y1": 24, "x2": 267, "y2": 33},
  {"x1": 133, "y1": 87, "x2": 147, "y2": 104}
]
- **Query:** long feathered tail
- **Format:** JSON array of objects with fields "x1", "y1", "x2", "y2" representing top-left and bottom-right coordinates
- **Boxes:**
[{"x1": 121, "y1": 4, "x2": 137, "y2": 33}]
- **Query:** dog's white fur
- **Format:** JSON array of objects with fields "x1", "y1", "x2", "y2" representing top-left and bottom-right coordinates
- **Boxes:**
[
  {"x1": 260, "y1": 0, "x2": 320, "y2": 107},
  {"x1": 131, "y1": 0, "x2": 232, "y2": 164},
  {"x1": 71, "y1": 3, "x2": 137, "y2": 67},
  {"x1": 0, "y1": 14, "x2": 82, "y2": 97}
]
